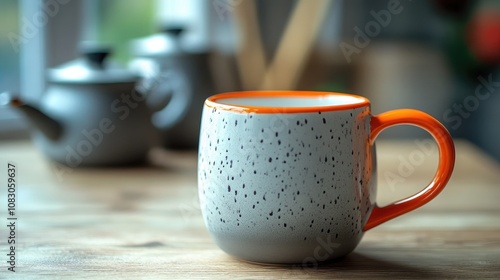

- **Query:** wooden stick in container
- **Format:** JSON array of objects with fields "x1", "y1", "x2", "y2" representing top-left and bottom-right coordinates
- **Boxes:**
[
  {"x1": 260, "y1": 0, "x2": 331, "y2": 90},
  {"x1": 233, "y1": 0, "x2": 267, "y2": 90}
]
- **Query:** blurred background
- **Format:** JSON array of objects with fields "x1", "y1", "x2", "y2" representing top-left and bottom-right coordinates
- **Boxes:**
[{"x1": 0, "y1": 0, "x2": 499, "y2": 161}]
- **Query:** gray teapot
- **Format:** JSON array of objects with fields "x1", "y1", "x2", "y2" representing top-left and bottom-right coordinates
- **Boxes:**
[
  {"x1": 129, "y1": 25, "x2": 216, "y2": 149},
  {"x1": 1, "y1": 48, "x2": 179, "y2": 167}
]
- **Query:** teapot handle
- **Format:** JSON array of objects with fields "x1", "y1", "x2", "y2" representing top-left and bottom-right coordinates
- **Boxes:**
[{"x1": 139, "y1": 69, "x2": 192, "y2": 130}]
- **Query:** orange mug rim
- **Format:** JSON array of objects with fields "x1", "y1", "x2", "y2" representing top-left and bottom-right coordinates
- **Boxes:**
[{"x1": 205, "y1": 91, "x2": 371, "y2": 114}]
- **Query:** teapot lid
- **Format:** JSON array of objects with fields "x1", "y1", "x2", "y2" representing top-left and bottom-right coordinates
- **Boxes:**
[
  {"x1": 48, "y1": 45, "x2": 140, "y2": 84},
  {"x1": 130, "y1": 24, "x2": 205, "y2": 57}
]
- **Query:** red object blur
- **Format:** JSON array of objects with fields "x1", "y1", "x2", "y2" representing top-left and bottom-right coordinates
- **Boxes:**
[{"x1": 468, "y1": 11, "x2": 500, "y2": 63}]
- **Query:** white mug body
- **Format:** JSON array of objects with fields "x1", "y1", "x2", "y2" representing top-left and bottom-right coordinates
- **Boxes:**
[{"x1": 198, "y1": 92, "x2": 376, "y2": 264}]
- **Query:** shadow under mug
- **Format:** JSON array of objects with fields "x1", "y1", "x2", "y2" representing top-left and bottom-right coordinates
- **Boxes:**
[{"x1": 198, "y1": 91, "x2": 455, "y2": 264}]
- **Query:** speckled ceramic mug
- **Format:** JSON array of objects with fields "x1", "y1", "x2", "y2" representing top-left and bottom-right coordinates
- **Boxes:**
[{"x1": 198, "y1": 91, "x2": 455, "y2": 264}]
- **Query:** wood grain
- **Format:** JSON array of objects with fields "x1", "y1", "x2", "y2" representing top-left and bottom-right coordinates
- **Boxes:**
[{"x1": 0, "y1": 140, "x2": 499, "y2": 279}]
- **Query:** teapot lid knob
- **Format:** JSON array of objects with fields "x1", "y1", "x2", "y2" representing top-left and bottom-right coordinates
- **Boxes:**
[
  {"x1": 48, "y1": 42, "x2": 139, "y2": 84},
  {"x1": 160, "y1": 25, "x2": 185, "y2": 38},
  {"x1": 79, "y1": 42, "x2": 112, "y2": 68}
]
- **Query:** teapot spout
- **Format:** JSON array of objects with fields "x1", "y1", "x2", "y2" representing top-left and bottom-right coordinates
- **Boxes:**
[{"x1": 0, "y1": 92, "x2": 63, "y2": 141}]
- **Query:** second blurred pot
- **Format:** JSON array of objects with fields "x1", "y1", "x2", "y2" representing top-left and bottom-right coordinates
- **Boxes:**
[{"x1": 130, "y1": 26, "x2": 216, "y2": 150}]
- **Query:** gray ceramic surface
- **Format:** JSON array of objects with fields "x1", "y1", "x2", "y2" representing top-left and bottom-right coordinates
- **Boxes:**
[
  {"x1": 130, "y1": 27, "x2": 216, "y2": 149},
  {"x1": 198, "y1": 94, "x2": 377, "y2": 264},
  {"x1": 3, "y1": 49, "x2": 177, "y2": 167},
  {"x1": 30, "y1": 83, "x2": 160, "y2": 167}
]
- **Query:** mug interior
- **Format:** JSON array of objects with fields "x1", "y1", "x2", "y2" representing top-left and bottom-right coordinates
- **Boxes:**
[{"x1": 206, "y1": 91, "x2": 369, "y2": 113}]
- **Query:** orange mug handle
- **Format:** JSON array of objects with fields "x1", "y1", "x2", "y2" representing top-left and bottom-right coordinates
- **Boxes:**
[{"x1": 364, "y1": 109, "x2": 455, "y2": 231}]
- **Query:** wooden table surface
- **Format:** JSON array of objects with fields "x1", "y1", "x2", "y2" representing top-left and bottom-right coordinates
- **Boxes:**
[{"x1": 0, "y1": 139, "x2": 499, "y2": 279}]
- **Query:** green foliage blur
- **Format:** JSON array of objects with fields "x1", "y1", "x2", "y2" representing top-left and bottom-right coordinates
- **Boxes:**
[
  {"x1": 97, "y1": 0, "x2": 157, "y2": 63},
  {"x1": 0, "y1": 0, "x2": 20, "y2": 90}
]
